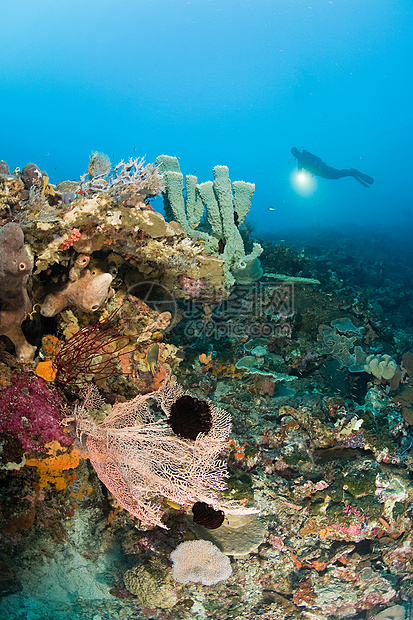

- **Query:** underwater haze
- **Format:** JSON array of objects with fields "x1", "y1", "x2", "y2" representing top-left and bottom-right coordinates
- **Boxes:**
[{"x1": 1, "y1": 0, "x2": 412, "y2": 234}]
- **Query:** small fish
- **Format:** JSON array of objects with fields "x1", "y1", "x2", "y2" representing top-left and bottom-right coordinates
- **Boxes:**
[
  {"x1": 145, "y1": 342, "x2": 160, "y2": 376},
  {"x1": 166, "y1": 499, "x2": 182, "y2": 510},
  {"x1": 268, "y1": 206, "x2": 276, "y2": 212},
  {"x1": 151, "y1": 331, "x2": 163, "y2": 342}
]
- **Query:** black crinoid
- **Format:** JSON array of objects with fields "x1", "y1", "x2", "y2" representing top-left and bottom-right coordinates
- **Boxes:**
[
  {"x1": 192, "y1": 501, "x2": 225, "y2": 529},
  {"x1": 168, "y1": 395, "x2": 213, "y2": 440}
]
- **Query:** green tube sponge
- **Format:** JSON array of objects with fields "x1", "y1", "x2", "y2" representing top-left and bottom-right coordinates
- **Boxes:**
[
  {"x1": 155, "y1": 155, "x2": 262, "y2": 287},
  {"x1": 162, "y1": 170, "x2": 189, "y2": 230},
  {"x1": 197, "y1": 180, "x2": 223, "y2": 239},
  {"x1": 232, "y1": 180, "x2": 255, "y2": 226},
  {"x1": 155, "y1": 154, "x2": 181, "y2": 174},
  {"x1": 185, "y1": 174, "x2": 205, "y2": 229}
]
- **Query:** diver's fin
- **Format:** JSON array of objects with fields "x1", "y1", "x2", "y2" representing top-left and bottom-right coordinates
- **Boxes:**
[
  {"x1": 353, "y1": 175, "x2": 370, "y2": 188},
  {"x1": 352, "y1": 169, "x2": 374, "y2": 186}
]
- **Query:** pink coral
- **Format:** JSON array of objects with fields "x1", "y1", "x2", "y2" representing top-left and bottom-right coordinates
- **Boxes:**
[
  {"x1": 58, "y1": 228, "x2": 81, "y2": 251},
  {"x1": 0, "y1": 374, "x2": 72, "y2": 453}
]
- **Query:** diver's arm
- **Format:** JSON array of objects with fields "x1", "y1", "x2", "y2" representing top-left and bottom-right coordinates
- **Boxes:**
[{"x1": 301, "y1": 150, "x2": 325, "y2": 166}]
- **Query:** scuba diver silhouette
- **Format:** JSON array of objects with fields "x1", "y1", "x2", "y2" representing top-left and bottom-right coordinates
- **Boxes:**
[{"x1": 290, "y1": 147, "x2": 374, "y2": 187}]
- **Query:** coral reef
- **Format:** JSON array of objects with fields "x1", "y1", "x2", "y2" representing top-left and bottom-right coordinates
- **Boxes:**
[{"x1": 1, "y1": 156, "x2": 413, "y2": 620}]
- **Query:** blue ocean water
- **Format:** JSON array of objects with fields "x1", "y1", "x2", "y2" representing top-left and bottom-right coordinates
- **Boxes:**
[{"x1": 2, "y1": 0, "x2": 412, "y2": 235}]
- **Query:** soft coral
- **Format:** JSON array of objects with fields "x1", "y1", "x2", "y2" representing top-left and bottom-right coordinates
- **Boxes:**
[{"x1": 0, "y1": 373, "x2": 73, "y2": 453}]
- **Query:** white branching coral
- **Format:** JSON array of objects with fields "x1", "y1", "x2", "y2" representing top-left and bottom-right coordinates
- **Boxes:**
[
  {"x1": 74, "y1": 377, "x2": 256, "y2": 528},
  {"x1": 80, "y1": 156, "x2": 164, "y2": 204}
]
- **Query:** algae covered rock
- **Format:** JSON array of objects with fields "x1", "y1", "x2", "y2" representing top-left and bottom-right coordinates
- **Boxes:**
[
  {"x1": 188, "y1": 512, "x2": 265, "y2": 557},
  {"x1": 123, "y1": 564, "x2": 177, "y2": 608}
]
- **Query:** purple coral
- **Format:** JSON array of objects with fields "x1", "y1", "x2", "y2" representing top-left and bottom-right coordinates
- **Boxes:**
[{"x1": 0, "y1": 374, "x2": 72, "y2": 452}]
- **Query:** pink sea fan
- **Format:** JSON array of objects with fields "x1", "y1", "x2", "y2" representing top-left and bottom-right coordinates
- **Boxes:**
[{"x1": 74, "y1": 377, "x2": 256, "y2": 528}]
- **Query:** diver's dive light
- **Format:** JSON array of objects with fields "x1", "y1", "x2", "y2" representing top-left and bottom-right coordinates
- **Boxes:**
[{"x1": 290, "y1": 169, "x2": 317, "y2": 196}]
